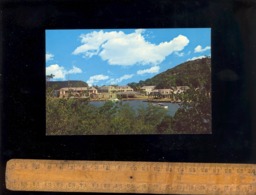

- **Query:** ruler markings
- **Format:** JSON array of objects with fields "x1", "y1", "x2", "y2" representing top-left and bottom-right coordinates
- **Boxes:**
[
  {"x1": 6, "y1": 180, "x2": 255, "y2": 194},
  {"x1": 7, "y1": 160, "x2": 256, "y2": 174},
  {"x1": 5, "y1": 159, "x2": 256, "y2": 194}
]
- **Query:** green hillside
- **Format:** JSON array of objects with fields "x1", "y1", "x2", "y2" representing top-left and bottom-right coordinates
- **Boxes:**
[
  {"x1": 46, "y1": 80, "x2": 88, "y2": 90},
  {"x1": 129, "y1": 57, "x2": 211, "y2": 91}
]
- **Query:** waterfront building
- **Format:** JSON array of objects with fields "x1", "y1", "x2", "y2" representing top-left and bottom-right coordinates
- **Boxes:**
[
  {"x1": 141, "y1": 86, "x2": 156, "y2": 95},
  {"x1": 59, "y1": 87, "x2": 98, "y2": 98}
]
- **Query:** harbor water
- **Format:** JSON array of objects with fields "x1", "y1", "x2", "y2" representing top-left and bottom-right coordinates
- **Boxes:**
[{"x1": 90, "y1": 100, "x2": 180, "y2": 116}]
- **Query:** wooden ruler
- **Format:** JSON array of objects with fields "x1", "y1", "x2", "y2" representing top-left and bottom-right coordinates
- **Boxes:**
[{"x1": 5, "y1": 159, "x2": 256, "y2": 194}]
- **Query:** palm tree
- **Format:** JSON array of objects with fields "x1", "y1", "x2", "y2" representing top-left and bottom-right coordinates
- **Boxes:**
[
  {"x1": 46, "y1": 74, "x2": 55, "y2": 97},
  {"x1": 46, "y1": 74, "x2": 55, "y2": 82}
]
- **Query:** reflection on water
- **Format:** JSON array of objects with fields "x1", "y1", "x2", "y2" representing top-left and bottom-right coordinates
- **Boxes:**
[{"x1": 90, "y1": 100, "x2": 180, "y2": 116}]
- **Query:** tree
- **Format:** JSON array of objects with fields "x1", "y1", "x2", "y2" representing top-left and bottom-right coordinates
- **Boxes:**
[
  {"x1": 172, "y1": 88, "x2": 211, "y2": 134},
  {"x1": 46, "y1": 74, "x2": 57, "y2": 97},
  {"x1": 46, "y1": 74, "x2": 55, "y2": 81}
]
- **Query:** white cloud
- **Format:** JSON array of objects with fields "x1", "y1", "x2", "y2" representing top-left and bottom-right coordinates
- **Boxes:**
[
  {"x1": 46, "y1": 52, "x2": 54, "y2": 62},
  {"x1": 135, "y1": 29, "x2": 146, "y2": 34},
  {"x1": 67, "y1": 66, "x2": 82, "y2": 74},
  {"x1": 137, "y1": 66, "x2": 160, "y2": 75},
  {"x1": 87, "y1": 74, "x2": 109, "y2": 86},
  {"x1": 194, "y1": 45, "x2": 211, "y2": 53},
  {"x1": 73, "y1": 30, "x2": 125, "y2": 57},
  {"x1": 46, "y1": 64, "x2": 82, "y2": 80},
  {"x1": 174, "y1": 52, "x2": 184, "y2": 57},
  {"x1": 108, "y1": 74, "x2": 134, "y2": 85},
  {"x1": 73, "y1": 30, "x2": 189, "y2": 66},
  {"x1": 187, "y1": 56, "x2": 207, "y2": 61},
  {"x1": 46, "y1": 64, "x2": 65, "y2": 79},
  {"x1": 116, "y1": 74, "x2": 134, "y2": 82}
]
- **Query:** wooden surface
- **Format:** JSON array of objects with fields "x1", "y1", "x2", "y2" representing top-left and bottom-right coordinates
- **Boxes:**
[{"x1": 5, "y1": 159, "x2": 256, "y2": 194}]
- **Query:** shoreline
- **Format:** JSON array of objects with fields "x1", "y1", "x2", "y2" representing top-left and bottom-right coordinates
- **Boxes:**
[
  {"x1": 89, "y1": 98, "x2": 181, "y2": 103},
  {"x1": 145, "y1": 99, "x2": 182, "y2": 103}
]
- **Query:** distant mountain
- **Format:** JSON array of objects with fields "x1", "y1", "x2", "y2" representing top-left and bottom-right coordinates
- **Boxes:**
[
  {"x1": 46, "y1": 80, "x2": 88, "y2": 90},
  {"x1": 128, "y1": 57, "x2": 211, "y2": 90}
]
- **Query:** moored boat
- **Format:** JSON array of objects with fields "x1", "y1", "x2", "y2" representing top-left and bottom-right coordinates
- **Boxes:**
[
  {"x1": 109, "y1": 98, "x2": 120, "y2": 102},
  {"x1": 152, "y1": 103, "x2": 168, "y2": 109}
]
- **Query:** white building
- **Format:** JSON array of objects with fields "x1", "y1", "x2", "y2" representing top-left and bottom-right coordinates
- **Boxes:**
[
  {"x1": 141, "y1": 86, "x2": 156, "y2": 95},
  {"x1": 59, "y1": 87, "x2": 98, "y2": 98}
]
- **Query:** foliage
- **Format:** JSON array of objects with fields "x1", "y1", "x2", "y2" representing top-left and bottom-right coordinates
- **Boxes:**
[
  {"x1": 46, "y1": 74, "x2": 55, "y2": 81},
  {"x1": 46, "y1": 97, "x2": 175, "y2": 135},
  {"x1": 172, "y1": 88, "x2": 211, "y2": 134},
  {"x1": 46, "y1": 80, "x2": 88, "y2": 90},
  {"x1": 46, "y1": 88, "x2": 211, "y2": 135},
  {"x1": 127, "y1": 57, "x2": 211, "y2": 90}
]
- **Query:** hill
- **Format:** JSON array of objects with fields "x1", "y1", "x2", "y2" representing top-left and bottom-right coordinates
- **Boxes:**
[
  {"x1": 128, "y1": 57, "x2": 211, "y2": 90},
  {"x1": 46, "y1": 80, "x2": 88, "y2": 90}
]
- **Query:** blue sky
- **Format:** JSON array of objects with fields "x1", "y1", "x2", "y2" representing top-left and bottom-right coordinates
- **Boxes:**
[{"x1": 46, "y1": 28, "x2": 211, "y2": 86}]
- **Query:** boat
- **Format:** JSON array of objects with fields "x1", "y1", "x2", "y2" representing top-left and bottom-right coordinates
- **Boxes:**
[
  {"x1": 109, "y1": 98, "x2": 120, "y2": 102},
  {"x1": 152, "y1": 103, "x2": 168, "y2": 109}
]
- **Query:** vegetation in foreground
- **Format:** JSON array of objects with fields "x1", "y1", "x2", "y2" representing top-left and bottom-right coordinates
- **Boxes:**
[
  {"x1": 46, "y1": 97, "x2": 172, "y2": 135},
  {"x1": 46, "y1": 88, "x2": 211, "y2": 135}
]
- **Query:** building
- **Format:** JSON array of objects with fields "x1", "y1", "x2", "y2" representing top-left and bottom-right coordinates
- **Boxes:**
[
  {"x1": 158, "y1": 88, "x2": 174, "y2": 95},
  {"x1": 98, "y1": 86, "x2": 117, "y2": 93},
  {"x1": 174, "y1": 86, "x2": 190, "y2": 94},
  {"x1": 116, "y1": 86, "x2": 134, "y2": 92},
  {"x1": 116, "y1": 91, "x2": 139, "y2": 98},
  {"x1": 59, "y1": 87, "x2": 98, "y2": 98},
  {"x1": 141, "y1": 86, "x2": 156, "y2": 95},
  {"x1": 88, "y1": 87, "x2": 98, "y2": 94},
  {"x1": 149, "y1": 86, "x2": 190, "y2": 99}
]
